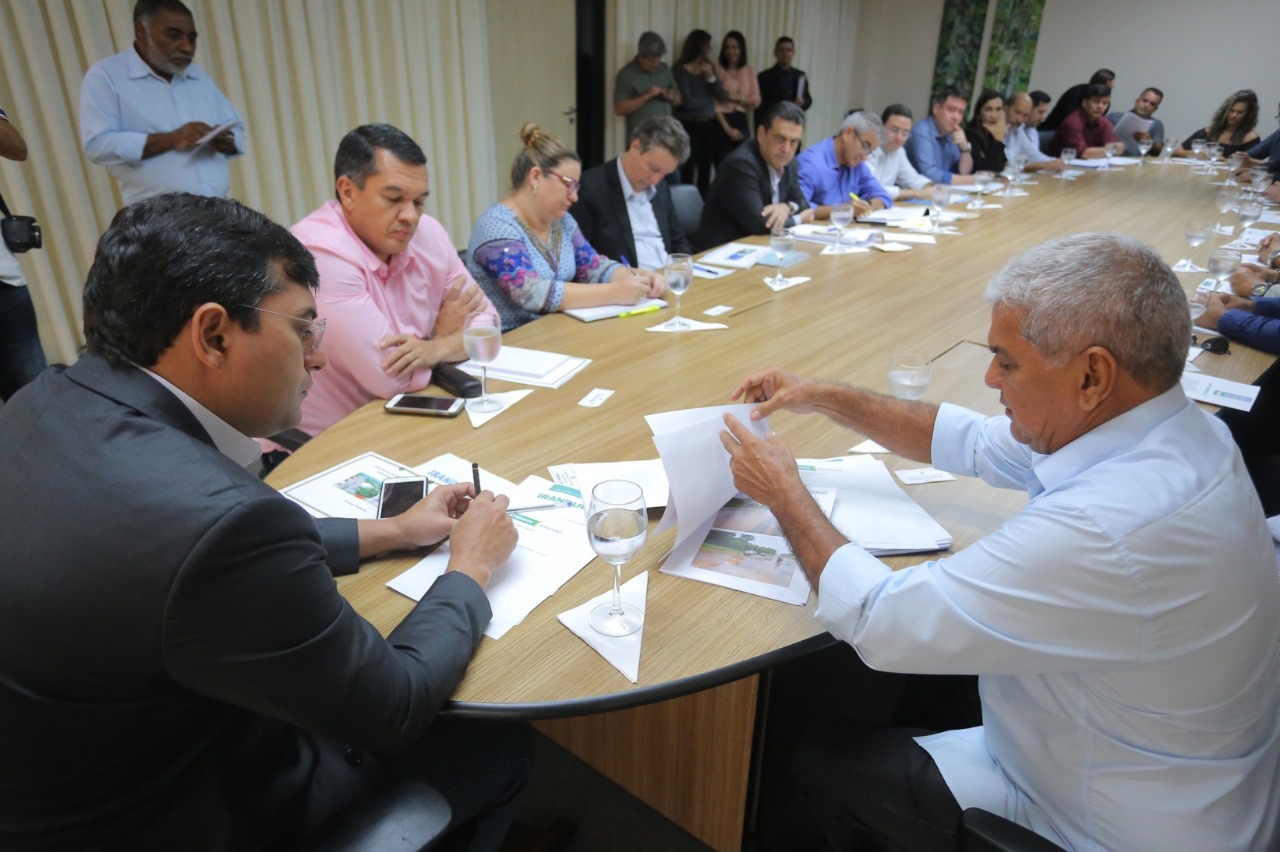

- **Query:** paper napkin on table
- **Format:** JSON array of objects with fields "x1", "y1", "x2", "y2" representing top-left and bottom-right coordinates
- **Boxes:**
[
  {"x1": 763, "y1": 275, "x2": 812, "y2": 292},
  {"x1": 646, "y1": 318, "x2": 728, "y2": 332},
  {"x1": 557, "y1": 571, "x2": 648, "y2": 682},
  {"x1": 465, "y1": 389, "x2": 532, "y2": 428}
]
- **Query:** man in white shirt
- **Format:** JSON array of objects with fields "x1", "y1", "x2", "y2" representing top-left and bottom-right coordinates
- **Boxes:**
[
  {"x1": 721, "y1": 232, "x2": 1280, "y2": 851},
  {"x1": 865, "y1": 105, "x2": 933, "y2": 202},
  {"x1": 1003, "y1": 92, "x2": 1066, "y2": 173},
  {"x1": 80, "y1": 0, "x2": 244, "y2": 205}
]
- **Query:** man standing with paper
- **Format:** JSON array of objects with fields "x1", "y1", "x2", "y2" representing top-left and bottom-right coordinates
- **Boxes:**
[{"x1": 720, "y1": 232, "x2": 1280, "y2": 851}]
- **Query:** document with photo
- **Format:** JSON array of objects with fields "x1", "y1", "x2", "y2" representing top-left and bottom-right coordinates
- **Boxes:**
[{"x1": 281, "y1": 451, "x2": 416, "y2": 519}]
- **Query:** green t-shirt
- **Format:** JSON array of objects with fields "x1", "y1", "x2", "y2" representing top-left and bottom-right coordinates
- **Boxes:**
[{"x1": 614, "y1": 58, "x2": 676, "y2": 135}]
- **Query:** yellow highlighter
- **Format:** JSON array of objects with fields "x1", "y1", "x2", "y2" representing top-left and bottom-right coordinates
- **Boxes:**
[{"x1": 618, "y1": 304, "x2": 661, "y2": 318}]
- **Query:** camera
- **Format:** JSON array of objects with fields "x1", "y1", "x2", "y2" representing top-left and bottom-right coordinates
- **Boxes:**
[{"x1": 1, "y1": 216, "x2": 41, "y2": 253}]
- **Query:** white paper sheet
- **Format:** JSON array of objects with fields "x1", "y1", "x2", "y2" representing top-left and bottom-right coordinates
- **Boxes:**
[
  {"x1": 547, "y1": 459, "x2": 670, "y2": 511},
  {"x1": 1180, "y1": 373, "x2": 1259, "y2": 411},
  {"x1": 700, "y1": 242, "x2": 769, "y2": 268},
  {"x1": 281, "y1": 451, "x2": 416, "y2": 518},
  {"x1": 459, "y1": 345, "x2": 590, "y2": 389},
  {"x1": 564, "y1": 298, "x2": 666, "y2": 322}
]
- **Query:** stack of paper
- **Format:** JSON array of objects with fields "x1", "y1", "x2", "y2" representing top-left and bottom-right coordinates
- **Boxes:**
[
  {"x1": 796, "y1": 456, "x2": 952, "y2": 555},
  {"x1": 459, "y1": 345, "x2": 590, "y2": 389},
  {"x1": 564, "y1": 298, "x2": 666, "y2": 322},
  {"x1": 280, "y1": 451, "x2": 416, "y2": 519},
  {"x1": 700, "y1": 242, "x2": 769, "y2": 268},
  {"x1": 547, "y1": 459, "x2": 670, "y2": 510}
]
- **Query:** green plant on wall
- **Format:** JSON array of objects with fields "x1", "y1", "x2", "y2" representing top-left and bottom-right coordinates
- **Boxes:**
[
  {"x1": 931, "y1": 0, "x2": 987, "y2": 100},
  {"x1": 984, "y1": 0, "x2": 1045, "y2": 94}
]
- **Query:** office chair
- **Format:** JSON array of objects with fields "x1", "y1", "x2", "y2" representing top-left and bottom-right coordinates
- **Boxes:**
[
  {"x1": 669, "y1": 184, "x2": 704, "y2": 240},
  {"x1": 302, "y1": 778, "x2": 452, "y2": 851},
  {"x1": 959, "y1": 808, "x2": 1065, "y2": 852}
]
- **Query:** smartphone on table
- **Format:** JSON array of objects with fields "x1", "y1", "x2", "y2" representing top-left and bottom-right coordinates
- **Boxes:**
[
  {"x1": 377, "y1": 476, "x2": 428, "y2": 519},
  {"x1": 384, "y1": 394, "x2": 464, "y2": 417}
]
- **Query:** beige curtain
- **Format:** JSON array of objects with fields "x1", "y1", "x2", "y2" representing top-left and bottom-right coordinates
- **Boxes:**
[
  {"x1": 0, "y1": 0, "x2": 497, "y2": 366},
  {"x1": 605, "y1": 0, "x2": 863, "y2": 158}
]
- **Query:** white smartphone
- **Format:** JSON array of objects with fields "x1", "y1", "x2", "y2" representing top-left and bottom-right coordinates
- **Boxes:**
[
  {"x1": 384, "y1": 394, "x2": 465, "y2": 417},
  {"x1": 377, "y1": 476, "x2": 428, "y2": 519}
]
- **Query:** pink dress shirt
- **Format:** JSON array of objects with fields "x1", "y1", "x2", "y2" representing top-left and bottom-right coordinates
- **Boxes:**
[
  {"x1": 715, "y1": 64, "x2": 760, "y2": 115},
  {"x1": 291, "y1": 199, "x2": 496, "y2": 437}
]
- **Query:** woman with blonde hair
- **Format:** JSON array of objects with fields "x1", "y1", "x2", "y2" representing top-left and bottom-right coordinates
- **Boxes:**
[{"x1": 468, "y1": 124, "x2": 663, "y2": 330}]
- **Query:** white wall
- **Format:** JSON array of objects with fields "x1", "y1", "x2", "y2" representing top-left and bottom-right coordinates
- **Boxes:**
[
  {"x1": 1030, "y1": 0, "x2": 1280, "y2": 146},
  {"x1": 852, "y1": 0, "x2": 946, "y2": 118}
]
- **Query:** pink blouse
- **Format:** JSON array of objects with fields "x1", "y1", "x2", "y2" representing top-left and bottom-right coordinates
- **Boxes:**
[{"x1": 716, "y1": 64, "x2": 760, "y2": 114}]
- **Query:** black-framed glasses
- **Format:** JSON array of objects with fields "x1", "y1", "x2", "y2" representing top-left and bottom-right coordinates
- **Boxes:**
[
  {"x1": 547, "y1": 170, "x2": 581, "y2": 194},
  {"x1": 1200, "y1": 336, "x2": 1230, "y2": 354},
  {"x1": 239, "y1": 304, "x2": 326, "y2": 353}
]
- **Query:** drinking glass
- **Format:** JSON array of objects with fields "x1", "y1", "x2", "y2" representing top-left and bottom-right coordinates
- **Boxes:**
[
  {"x1": 663, "y1": 253, "x2": 693, "y2": 331},
  {"x1": 1190, "y1": 138, "x2": 1207, "y2": 169},
  {"x1": 1187, "y1": 290, "x2": 1208, "y2": 326},
  {"x1": 1214, "y1": 188, "x2": 1238, "y2": 234},
  {"x1": 1251, "y1": 168, "x2": 1271, "y2": 195},
  {"x1": 830, "y1": 203, "x2": 854, "y2": 253},
  {"x1": 929, "y1": 184, "x2": 951, "y2": 232},
  {"x1": 1238, "y1": 200, "x2": 1263, "y2": 233},
  {"x1": 1057, "y1": 147, "x2": 1076, "y2": 178},
  {"x1": 770, "y1": 227, "x2": 795, "y2": 286},
  {"x1": 1181, "y1": 219, "x2": 1212, "y2": 270},
  {"x1": 1136, "y1": 137, "x2": 1153, "y2": 162},
  {"x1": 586, "y1": 480, "x2": 647, "y2": 637},
  {"x1": 462, "y1": 311, "x2": 503, "y2": 413},
  {"x1": 1207, "y1": 249, "x2": 1240, "y2": 292},
  {"x1": 886, "y1": 353, "x2": 931, "y2": 400},
  {"x1": 970, "y1": 171, "x2": 994, "y2": 208},
  {"x1": 1207, "y1": 142, "x2": 1224, "y2": 171},
  {"x1": 1160, "y1": 137, "x2": 1177, "y2": 161},
  {"x1": 1102, "y1": 142, "x2": 1124, "y2": 170}
]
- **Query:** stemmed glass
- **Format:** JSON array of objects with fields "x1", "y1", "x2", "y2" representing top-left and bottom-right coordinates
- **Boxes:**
[
  {"x1": 1207, "y1": 142, "x2": 1224, "y2": 172},
  {"x1": 663, "y1": 253, "x2": 693, "y2": 331},
  {"x1": 769, "y1": 227, "x2": 795, "y2": 286},
  {"x1": 462, "y1": 311, "x2": 503, "y2": 413},
  {"x1": 969, "y1": 171, "x2": 994, "y2": 208},
  {"x1": 1214, "y1": 188, "x2": 1238, "y2": 235},
  {"x1": 1181, "y1": 219, "x2": 1212, "y2": 271},
  {"x1": 886, "y1": 353, "x2": 932, "y2": 399},
  {"x1": 586, "y1": 480, "x2": 647, "y2": 637},
  {"x1": 1136, "y1": 137, "x2": 1153, "y2": 162},
  {"x1": 1190, "y1": 138, "x2": 1207, "y2": 172},
  {"x1": 1102, "y1": 142, "x2": 1124, "y2": 170},
  {"x1": 929, "y1": 184, "x2": 951, "y2": 232},
  {"x1": 1187, "y1": 289, "x2": 1209, "y2": 326},
  {"x1": 1251, "y1": 168, "x2": 1272, "y2": 196},
  {"x1": 1207, "y1": 249, "x2": 1240, "y2": 294},
  {"x1": 1238, "y1": 200, "x2": 1263, "y2": 236},
  {"x1": 830, "y1": 203, "x2": 854, "y2": 253},
  {"x1": 1057, "y1": 147, "x2": 1076, "y2": 178}
]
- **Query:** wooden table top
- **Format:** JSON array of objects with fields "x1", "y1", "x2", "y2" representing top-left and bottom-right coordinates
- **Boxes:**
[{"x1": 267, "y1": 161, "x2": 1277, "y2": 718}]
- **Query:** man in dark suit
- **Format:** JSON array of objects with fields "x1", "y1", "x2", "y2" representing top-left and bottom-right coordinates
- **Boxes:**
[
  {"x1": 570, "y1": 116, "x2": 693, "y2": 271},
  {"x1": 695, "y1": 101, "x2": 814, "y2": 251},
  {"x1": 756, "y1": 37, "x2": 812, "y2": 124},
  {"x1": 0, "y1": 193, "x2": 528, "y2": 850}
]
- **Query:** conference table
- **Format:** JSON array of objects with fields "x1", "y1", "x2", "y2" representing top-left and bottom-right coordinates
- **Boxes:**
[{"x1": 268, "y1": 159, "x2": 1276, "y2": 851}]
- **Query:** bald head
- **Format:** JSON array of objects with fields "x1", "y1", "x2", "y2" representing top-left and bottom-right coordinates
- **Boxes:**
[{"x1": 1007, "y1": 92, "x2": 1033, "y2": 128}]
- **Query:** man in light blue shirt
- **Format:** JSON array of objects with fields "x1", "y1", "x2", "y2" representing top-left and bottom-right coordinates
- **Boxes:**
[
  {"x1": 721, "y1": 232, "x2": 1280, "y2": 851},
  {"x1": 796, "y1": 110, "x2": 892, "y2": 220},
  {"x1": 80, "y1": 0, "x2": 244, "y2": 205},
  {"x1": 905, "y1": 86, "x2": 975, "y2": 186},
  {"x1": 1002, "y1": 92, "x2": 1065, "y2": 174}
]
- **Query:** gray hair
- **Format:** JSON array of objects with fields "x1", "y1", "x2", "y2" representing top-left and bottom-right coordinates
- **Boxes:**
[
  {"x1": 984, "y1": 232, "x2": 1188, "y2": 392},
  {"x1": 630, "y1": 116, "x2": 690, "y2": 164},
  {"x1": 637, "y1": 31, "x2": 666, "y2": 58},
  {"x1": 840, "y1": 110, "x2": 884, "y2": 143}
]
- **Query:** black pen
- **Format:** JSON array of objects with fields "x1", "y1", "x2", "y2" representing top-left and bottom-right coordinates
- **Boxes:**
[{"x1": 471, "y1": 461, "x2": 481, "y2": 495}]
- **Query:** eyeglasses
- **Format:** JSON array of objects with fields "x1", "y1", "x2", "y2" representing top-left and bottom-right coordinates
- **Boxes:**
[
  {"x1": 1200, "y1": 336, "x2": 1230, "y2": 355},
  {"x1": 239, "y1": 304, "x2": 326, "y2": 353},
  {"x1": 547, "y1": 170, "x2": 581, "y2": 194}
]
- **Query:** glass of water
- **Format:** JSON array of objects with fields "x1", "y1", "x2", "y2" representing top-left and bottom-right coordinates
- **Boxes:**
[
  {"x1": 970, "y1": 171, "x2": 994, "y2": 208},
  {"x1": 770, "y1": 227, "x2": 795, "y2": 286},
  {"x1": 663, "y1": 253, "x2": 693, "y2": 331},
  {"x1": 830, "y1": 203, "x2": 854, "y2": 253},
  {"x1": 1237, "y1": 200, "x2": 1263, "y2": 233},
  {"x1": 463, "y1": 311, "x2": 503, "y2": 413},
  {"x1": 1214, "y1": 188, "x2": 1238, "y2": 234},
  {"x1": 587, "y1": 480, "x2": 647, "y2": 637},
  {"x1": 1182, "y1": 219, "x2": 1213, "y2": 270},
  {"x1": 1207, "y1": 249, "x2": 1240, "y2": 292},
  {"x1": 1057, "y1": 147, "x2": 1076, "y2": 178},
  {"x1": 929, "y1": 184, "x2": 951, "y2": 232},
  {"x1": 1136, "y1": 137, "x2": 1153, "y2": 161},
  {"x1": 887, "y1": 353, "x2": 931, "y2": 400}
]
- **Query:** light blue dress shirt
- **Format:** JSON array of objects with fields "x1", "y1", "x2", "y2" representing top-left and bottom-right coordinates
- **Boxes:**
[
  {"x1": 817, "y1": 388, "x2": 1280, "y2": 851},
  {"x1": 904, "y1": 116, "x2": 960, "y2": 184},
  {"x1": 1002, "y1": 124, "x2": 1053, "y2": 164},
  {"x1": 80, "y1": 48, "x2": 244, "y2": 205}
]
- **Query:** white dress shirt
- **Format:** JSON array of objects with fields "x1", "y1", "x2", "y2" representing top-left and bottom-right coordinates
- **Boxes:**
[
  {"x1": 866, "y1": 145, "x2": 930, "y2": 200},
  {"x1": 1003, "y1": 124, "x2": 1053, "y2": 164},
  {"x1": 80, "y1": 47, "x2": 244, "y2": 205},
  {"x1": 139, "y1": 367, "x2": 261, "y2": 467},
  {"x1": 615, "y1": 158, "x2": 667, "y2": 270},
  {"x1": 817, "y1": 388, "x2": 1280, "y2": 851}
]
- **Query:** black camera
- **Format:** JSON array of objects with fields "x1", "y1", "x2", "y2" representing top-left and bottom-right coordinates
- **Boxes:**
[{"x1": 1, "y1": 215, "x2": 41, "y2": 253}]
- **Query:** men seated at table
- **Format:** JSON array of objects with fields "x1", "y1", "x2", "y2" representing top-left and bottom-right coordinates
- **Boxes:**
[
  {"x1": 904, "y1": 86, "x2": 976, "y2": 186},
  {"x1": 290, "y1": 124, "x2": 496, "y2": 440},
  {"x1": 694, "y1": 101, "x2": 813, "y2": 251},
  {"x1": 865, "y1": 105, "x2": 933, "y2": 202},
  {"x1": 1045, "y1": 84, "x2": 1120, "y2": 158},
  {"x1": 569, "y1": 116, "x2": 692, "y2": 270},
  {"x1": 0, "y1": 192, "x2": 529, "y2": 849},
  {"x1": 1108, "y1": 87, "x2": 1165, "y2": 156},
  {"x1": 1240, "y1": 106, "x2": 1280, "y2": 179},
  {"x1": 796, "y1": 110, "x2": 891, "y2": 221},
  {"x1": 1041, "y1": 68, "x2": 1115, "y2": 132},
  {"x1": 1002, "y1": 92, "x2": 1065, "y2": 173},
  {"x1": 719, "y1": 232, "x2": 1280, "y2": 851}
]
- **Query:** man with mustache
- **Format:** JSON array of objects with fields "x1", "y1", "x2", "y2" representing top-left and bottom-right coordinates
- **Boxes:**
[{"x1": 80, "y1": 0, "x2": 244, "y2": 205}]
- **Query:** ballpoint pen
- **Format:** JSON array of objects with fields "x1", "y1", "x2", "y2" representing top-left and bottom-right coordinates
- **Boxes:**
[
  {"x1": 618, "y1": 304, "x2": 661, "y2": 318},
  {"x1": 506, "y1": 503, "x2": 564, "y2": 514},
  {"x1": 471, "y1": 461, "x2": 481, "y2": 494}
]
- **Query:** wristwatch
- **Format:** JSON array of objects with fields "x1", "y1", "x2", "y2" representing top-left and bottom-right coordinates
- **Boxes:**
[
  {"x1": 959, "y1": 143, "x2": 972, "y2": 153},
  {"x1": 787, "y1": 201, "x2": 800, "y2": 215},
  {"x1": 1252, "y1": 282, "x2": 1271, "y2": 297}
]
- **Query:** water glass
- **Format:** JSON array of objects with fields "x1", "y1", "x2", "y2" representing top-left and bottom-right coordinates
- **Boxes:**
[
  {"x1": 770, "y1": 227, "x2": 795, "y2": 286},
  {"x1": 463, "y1": 312, "x2": 503, "y2": 413},
  {"x1": 1057, "y1": 147, "x2": 1077, "y2": 178},
  {"x1": 887, "y1": 353, "x2": 931, "y2": 400},
  {"x1": 830, "y1": 203, "x2": 854, "y2": 253},
  {"x1": 663, "y1": 253, "x2": 693, "y2": 330},
  {"x1": 586, "y1": 480, "x2": 647, "y2": 637}
]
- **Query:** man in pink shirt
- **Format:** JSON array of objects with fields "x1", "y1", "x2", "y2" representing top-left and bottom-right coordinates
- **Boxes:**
[{"x1": 291, "y1": 124, "x2": 495, "y2": 437}]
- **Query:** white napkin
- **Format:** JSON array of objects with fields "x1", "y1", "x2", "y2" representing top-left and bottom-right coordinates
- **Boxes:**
[
  {"x1": 1213, "y1": 223, "x2": 1235, "y2": 236},
  {"x1": 763, "y1": 275, "x2": 812, "y2": 292},
  {"x1": 820, "y1": 244, "x2": 871, "y2": 255},
  {"x1": 1172, "y1": 259, "x2": 1207, "y2": 273},
  {"x1": 850, "y1": 439, "x2": 889, "y2": 454},
  {"x1": 645, "y1": 317, "x2": 728, "y2": 332},
  {"x1": 465, "y1": 389, "x2": 532, "y2": 427},
  {"x1": 557, "y1": 571, "x2": 648, "y2": 682}
]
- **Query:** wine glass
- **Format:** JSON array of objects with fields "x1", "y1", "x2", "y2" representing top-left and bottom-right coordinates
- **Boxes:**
[
  {"x1": 1237, "y1": 200, "x2": 1263, "y2": 234},
  {"x1": 664, "y1": 253, "x2": 693, "y2": 331},
  {"x1": 1190, "y1": 138, "x2": 1207, "y2": 171},
  {"x1": 1214, "y1": 188, "x2": 1238, "y2": 235},
  {"x1": 1207, "y1": 142, "x2": 1224, "y2": 172},
  {"x1": 1181, "y1": 219, "x2": 1212, "y2": 271},
  {"x1": 830, "y1": 203, "x2": 854, "y2": 253},
  {"x1": 1187, "y1": 290, "x2": 1208, "y2": 326},
  {"x1": 929, "y1": 184, "x2": 951, "y2": 232},
  {"x1": 462, "y1": 311, "x2": 503, "y2": 413},
  {"x1": 1136, "y1": 137, "x2": 1153, "y2": 162},
  {"x1": 1207, "y1": 249, "x2": 1240, "y2": 293},
  {"x1": 886, "y1": 353, "x2": 931, "y2": 399},
  {"x1": 770, "y1": 227, "x2": 795, "y2": 286},
  {"x1": 586, "y1": 480, "x2": 647, "y2": 637},
  {"x1": 1102, "y1": 141, "x2": 1124, "y2": 170},
  {"x1": 970, "y1": 171, "x2": 994, "y2": 208},
  {"x1": 1057, "y1": 147, "x2": 1076, "y2": 178},
  {"x1": 1251, "y1": 168, "x2": 1272, "y2": 195}
]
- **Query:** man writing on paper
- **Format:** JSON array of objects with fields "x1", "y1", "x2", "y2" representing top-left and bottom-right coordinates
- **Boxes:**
[
  {"x1": 720, "y1": 232, "x2": 1280, "y2": 851},
  {"x1": 796, "y1": 111, "x2": 891, "y2": 221},
  {"x1": 570, "y1": 116, "x2": 692, "y2": 271},
  {"x1": 866, "y1": 105, "x2": 934, "y2": 202},
  {"x1": 695, "y1": 101, "x2": 813, "y2": 251},
  {"x1": 1002, "y1": 93, "x2": 1065, "y2": 173},
  {"x1": 290, "y1": 124, "x2": 496, "y2": 442},
  {"x1": 1046, "y1": 84, "x2": 1120, "y2": 159},
  {"x1": 905, "y1": 86, "x2": 976, "y2": 186},
  {"x1": 80, "y1": 0, "x2": 244, "y2": 205},
  {"x1": 0, "y1": 192, "x2": 529, "y2": 849},
  {"x1": 1109, "y1": 87, "x2": 1165, "y2": 157}
]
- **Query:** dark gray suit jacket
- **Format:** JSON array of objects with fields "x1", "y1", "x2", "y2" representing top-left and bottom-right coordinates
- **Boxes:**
[
  {"x1": 694, "y1": 140, "x2": 808, "y2": 251},
  {"x1": 569, "y1": 157, "x2": 692, "y2": 265},
  {"x1": 0, "y1": 356, "x2": 489, "y2": 849}
]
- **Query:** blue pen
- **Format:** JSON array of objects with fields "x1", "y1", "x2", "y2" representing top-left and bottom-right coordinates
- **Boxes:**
[{"x1": 620, "y1": 255, "x2": 632, "y2": 269}]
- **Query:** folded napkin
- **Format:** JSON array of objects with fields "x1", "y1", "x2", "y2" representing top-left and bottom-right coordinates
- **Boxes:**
[
  {"x1": 465, "y1": 389, "x2": 532, "y2": 428},
  {"x1": 557, "y1": 571, "x2": 648, "y2": 682},
  {"x1": 645, "y1": 317, "x2": 728, "y2": 332},
  {"x1": 763, "y1": 275, "x2": 812, "y2": 292},
  {"x1": 1171, "y1": 259, "x2": 1207, "y2": 273}
]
